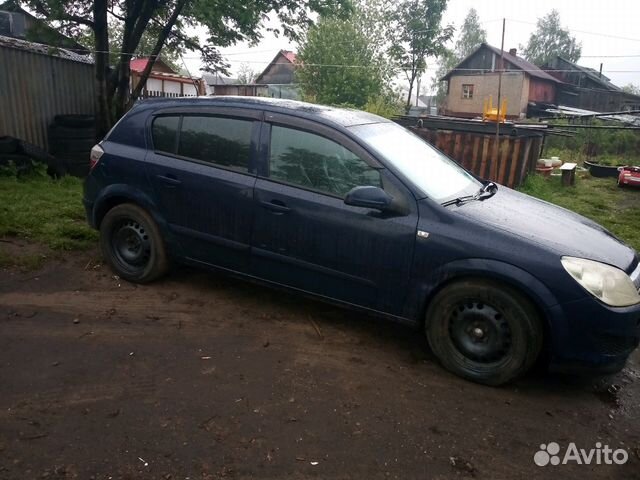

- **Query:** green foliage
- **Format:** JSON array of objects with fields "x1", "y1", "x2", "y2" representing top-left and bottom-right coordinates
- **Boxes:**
[
  {"x1": 389, "y1": 0, "x2": 453, "y2": 110},
  {"x1": 363, "y1": 94, "x2": 404, "y2": 118},
  {"x1": 521, "y1": 10, "x2": 581, "y2": 66},
  {"x1": 22, "y1": 0, "x2": 353, "y2": 132},
  {"x1": 0, "y1": 172, "x2": 97, "y2": 253},
  {"x1": 297, "y1": 6, "x2": 393, "y2": 108},
  {"x1": 520, "y1": 174, "x2": 640, "y2": 251},
  {"x1": 454, "y1": 8, "x2": 486, "y2": 60},
  {"x1": 543, "y1": 119, "x2": 640, "y2": 165}
]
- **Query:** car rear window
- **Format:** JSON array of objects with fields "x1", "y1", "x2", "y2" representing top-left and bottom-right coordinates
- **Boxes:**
[
  {"x1": 178, "y1": 116, "x2": 253, "y2": 172},
  {"x1": 152, "y1": 116, "x2": 180, "y2": 153}
]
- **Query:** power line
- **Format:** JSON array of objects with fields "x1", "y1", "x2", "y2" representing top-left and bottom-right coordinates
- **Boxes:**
[{"x1": 504, "y1": 18, "x2": 640, "y2": 43}]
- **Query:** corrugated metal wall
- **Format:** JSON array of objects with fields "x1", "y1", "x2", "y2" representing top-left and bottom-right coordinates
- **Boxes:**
[{"x1": 0, "y1": 45, "x2": 94, "y2": 150}]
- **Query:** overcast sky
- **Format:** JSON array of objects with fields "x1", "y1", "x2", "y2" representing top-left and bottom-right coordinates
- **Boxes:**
[{"x1": 183, "y1": 0, "x2": 640, "y2": 91}]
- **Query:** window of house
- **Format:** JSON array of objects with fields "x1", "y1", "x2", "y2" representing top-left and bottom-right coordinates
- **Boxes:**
[
  {"x1": 269, "y1": 125, "x2": 382, "y2": 198},
  {"x1": 152, "y1": 116, "x2": 180, "y2": 153},
  {"x1": 177, "y1": 116, "x2": 253, "y2": 171},
  {"x1": 462, "y1": 84, "x2": 474, "y2": 99}
]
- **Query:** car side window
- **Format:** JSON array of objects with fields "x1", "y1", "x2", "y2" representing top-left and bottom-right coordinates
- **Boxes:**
[
  {"x1": 152, "y1": 116, "x2": 180, "y2": 153},
  {"x1": 269, "y1": 125, "x2": 382, "y2": 197},
  {"x1": 177, "y1": 116, "x2": 253, "y2": 172}
]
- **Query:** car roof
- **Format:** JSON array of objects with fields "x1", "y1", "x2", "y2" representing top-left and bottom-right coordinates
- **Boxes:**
[{"x1": 137, "y1": 96, "x2": 391, "y2": 128}]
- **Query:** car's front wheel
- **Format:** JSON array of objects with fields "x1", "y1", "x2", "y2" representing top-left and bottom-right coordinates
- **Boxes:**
[
  {"x1": 100, "y1": 203, "x2": 168, "y2": 283},
  {"x1": 425, "y1": 279, "x2": 543, "y2": 386}
]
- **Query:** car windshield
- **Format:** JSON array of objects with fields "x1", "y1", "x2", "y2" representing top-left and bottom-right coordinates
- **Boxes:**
[{"x1": 349, "y1": 122, "x2": 481, "y2": 203}]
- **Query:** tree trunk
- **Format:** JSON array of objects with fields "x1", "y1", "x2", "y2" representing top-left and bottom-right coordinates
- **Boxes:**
[
  {"x1": 129, "y1": 0, "x2": 187, "y2": 103},
  {"x1": 112, "y1": 0, "x2": 160, "y2": 118},
  {"x1": 93, "y1": 0, "x2": 111, "y2": 138},
  {"x1": 405, "y1": 72, "x2": 415, "y2": 112}
]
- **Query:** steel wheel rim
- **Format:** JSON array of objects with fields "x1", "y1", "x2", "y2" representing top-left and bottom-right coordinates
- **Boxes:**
[
  {"x1": 111, "y1": 219, "x2": 151, "y2": 272},
  {"x1": 448, "y1": 301, "x2": 512, "y2": 363}
]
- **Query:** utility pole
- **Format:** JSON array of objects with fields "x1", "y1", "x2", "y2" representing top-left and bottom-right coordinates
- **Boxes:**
[{"x1": 493, "y1": 18, "x2": 506, "y2": 180}]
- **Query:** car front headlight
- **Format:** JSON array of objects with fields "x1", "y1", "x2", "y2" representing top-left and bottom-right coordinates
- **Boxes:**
[{"x1": 561, "y1": 256, "x2": 640, "y2": 307}]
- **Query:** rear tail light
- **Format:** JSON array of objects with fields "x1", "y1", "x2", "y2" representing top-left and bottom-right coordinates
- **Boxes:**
[{"x1": 90, "y1": 144, "x2": 104, "y2": 170}]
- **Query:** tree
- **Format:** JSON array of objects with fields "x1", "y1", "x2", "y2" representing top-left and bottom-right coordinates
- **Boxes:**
[
  {"x1": 237, "y1": 63, "x2": 257, "y2": 84},
  {"x1": 522, "y1": 10, "x2": 581, "y2": 66},
  {"x1": 433, "y1": 8, "x2": 486, "y2": 104},
  {"x1": 21, "y1": 0, "x2": 352, "y2": 136},
  {"x1": 296, "y1": 3, "x2": 395, "y2": 109},
  {"x1": 389, "y1": 0, "x2": 453, "y2": 110},
  {"x1": 454, "y1": 8, "x2": 486, "y2": 59},
  {"x1": 622, "y1": 83, "x2": 640, "y2": 96}
]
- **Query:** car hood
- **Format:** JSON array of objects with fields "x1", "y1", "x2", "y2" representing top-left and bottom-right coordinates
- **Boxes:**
[{"x1": 448, "y1": 186, "x2": 637, "y2": 271}]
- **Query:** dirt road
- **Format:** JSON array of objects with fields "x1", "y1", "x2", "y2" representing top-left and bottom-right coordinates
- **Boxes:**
[{"x1": 0, "y1": 250, "x2": 639, "y2": 479}]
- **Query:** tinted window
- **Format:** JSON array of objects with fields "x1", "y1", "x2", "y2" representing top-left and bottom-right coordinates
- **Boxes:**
[
  {"x1": 269, "y1": 126, "x2": 381, "y2": 197},
  {"x1": 152, "y1": 116, "x2": 179, "y2": 153},
  {"x1": 178, "y1": 116, "x2": 252, "y2": 171}
]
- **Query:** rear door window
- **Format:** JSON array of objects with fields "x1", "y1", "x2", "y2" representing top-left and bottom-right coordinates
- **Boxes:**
[
  {"x1": 178, "y1": 116, "x2": 253, "y2": 172},
  {"x1": 152, "y1": 116, "x2": 180, "y2": 153}
]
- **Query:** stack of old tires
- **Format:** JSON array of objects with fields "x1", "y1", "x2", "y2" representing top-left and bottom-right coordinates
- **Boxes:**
[{"x1": 48, "y1": 114, "x2": 96, "y2": 177}]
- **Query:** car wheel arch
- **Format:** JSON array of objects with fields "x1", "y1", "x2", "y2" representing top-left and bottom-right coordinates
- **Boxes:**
[
  {"x1": 93, "y1": 186, "x2": 165, "y2": 231},
  {"x1": 418, "y1": 259, "x2": 559, "y2": 344}
]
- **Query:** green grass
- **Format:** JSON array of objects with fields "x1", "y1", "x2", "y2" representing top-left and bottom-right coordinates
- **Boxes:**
[
  {"x1": 0, "y1": 172, "x2": 97, "y2": 267},
  {"x1": 520, "y1": 174, "x2": 640, "y2": 251}
]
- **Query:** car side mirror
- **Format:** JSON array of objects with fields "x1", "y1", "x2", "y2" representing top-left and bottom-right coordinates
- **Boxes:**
[{"x1": 344, "y1": 186, "x2": 393, "y2": 211}]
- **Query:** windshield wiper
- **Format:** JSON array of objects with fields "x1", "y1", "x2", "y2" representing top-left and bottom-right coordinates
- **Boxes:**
[{"x1": 441, "y1": 181, "x2": 498, "y2": 207}]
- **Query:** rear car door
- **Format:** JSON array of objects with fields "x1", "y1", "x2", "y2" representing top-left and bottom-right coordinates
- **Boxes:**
[
  {"x1": 144, "y1": 107, "x2": 261, "y2": 272},
  {"x1": 250, "y1": 114, "x2": 418, "y2": 316}
]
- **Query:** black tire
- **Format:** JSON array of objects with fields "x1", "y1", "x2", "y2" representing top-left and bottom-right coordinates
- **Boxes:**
[
  {"x1": 53, "y1": 114, "x2": 95, "y2": 128},
  {"x1": 425, "y1": 279, "x2": 543, "y2": 386},
  {"x1": 0, "y1": 136, "x2": 19, "y2": 154},
  {"x1": 100, "y1": 204, "x2": 169, "y2": 283},
  {"x1": 56, "y1": 152, "x2": 90, "y2": 177},
  {"x1": 48, "y1": 124, "x2": 96, "y2": 140},
  {"x1": 18, "y1": 140, "x2": 57, "y2": 164}
]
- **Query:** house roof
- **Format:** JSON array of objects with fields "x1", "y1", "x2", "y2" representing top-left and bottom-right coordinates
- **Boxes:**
[
  {"x1": 202, "y1": 73, "x2": 239, "y2": 86},
  {"x1": 255, "y1": 49, "x2": 297, "y2": 83},
  {"x1": 0, "y1": 34, "x2": 93, "y2": 63},
  {"x1": 0, "y1": 2, "x2": 89, "y2": 53},
  {"x1": 442, "y1": 43, "x2": 561, "y2": 84},
  {"x1": 130, "y1": 57, "x2": 176, "y2": 74},
  {"x1": 281, "y1": 50, "x2": 297, "y2": 63},
  {"x1": 552, "y1": 55, "x2": 621, "y2": 92}
]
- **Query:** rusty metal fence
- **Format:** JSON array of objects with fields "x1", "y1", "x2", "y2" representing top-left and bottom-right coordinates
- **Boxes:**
[
  {"x1": 0, "y1": 41, "x2": 95, "y2": 150},
  {"x1": 395, "y1": 116, "x2": 545, "y2": 188}
]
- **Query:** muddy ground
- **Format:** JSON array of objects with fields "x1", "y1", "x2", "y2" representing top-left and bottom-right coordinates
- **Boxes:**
[{"x1": 0, "y1": 248, "x2": 639, "y2": 479}]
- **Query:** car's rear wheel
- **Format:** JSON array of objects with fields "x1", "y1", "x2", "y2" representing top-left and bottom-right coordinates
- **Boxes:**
[
  {"x1": 425, "y1": 279, "x2": 543, "y2": 386},
  {"x1": 100, "y1": 203, "x2": 168, "y2": 283}
]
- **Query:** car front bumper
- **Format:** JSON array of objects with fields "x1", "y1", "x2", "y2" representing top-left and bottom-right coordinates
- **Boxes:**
[{"x1": 546, "y1": 294, "x2": 640, "y2": 373}]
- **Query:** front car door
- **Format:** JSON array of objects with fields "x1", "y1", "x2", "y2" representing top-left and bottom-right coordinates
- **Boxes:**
[
  {"x1": 250, "y1": 114, "x2": 419, "y2": 316},
  {"x1": 144, "y1": 107, "x2": 261, "y2": 272}
]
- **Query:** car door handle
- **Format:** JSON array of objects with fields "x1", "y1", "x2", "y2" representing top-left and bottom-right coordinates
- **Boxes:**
[
  {"x1": 260, "y1": 200, "x2": 291, "y2": 214},
  {"x1": 156, "y1": 174, "x2": 182, "y2": 186}
]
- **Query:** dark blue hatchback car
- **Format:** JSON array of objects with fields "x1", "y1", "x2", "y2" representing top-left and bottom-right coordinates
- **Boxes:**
[{"x1": 84, "y1": 97, "x2": 640, "y2": 385}]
